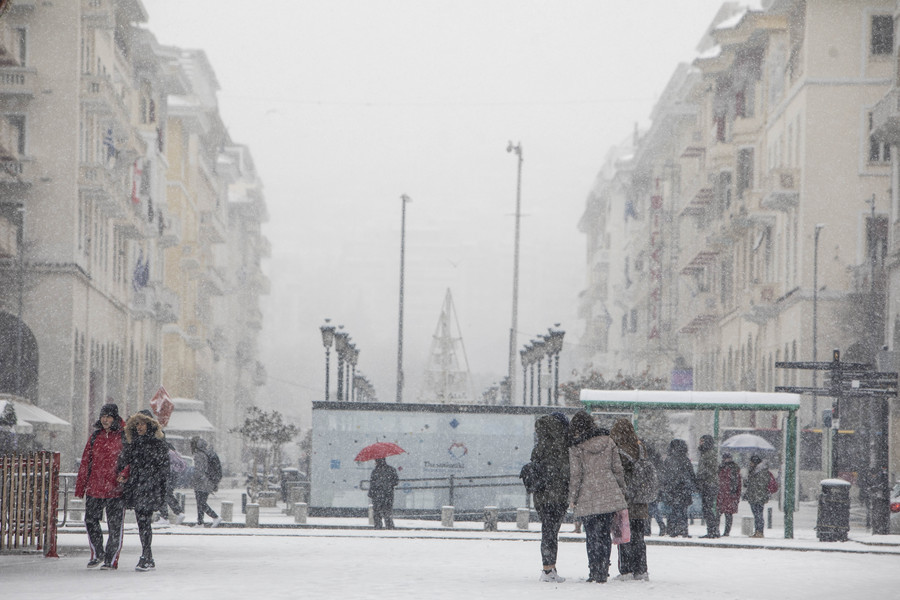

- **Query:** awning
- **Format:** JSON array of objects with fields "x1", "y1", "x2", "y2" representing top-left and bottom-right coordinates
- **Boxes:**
[
  {"x1": 164, "y1": 410, "x2": 215, "y2": 433},
  {"x1": 0, "y1": 398, "x2": 71, "y2": 432}
]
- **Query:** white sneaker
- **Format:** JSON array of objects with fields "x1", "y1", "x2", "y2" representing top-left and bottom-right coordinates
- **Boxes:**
[
  {"x1": 633, "y1": 573, "x2": 650, "y2": 581},
  {"x1": 539, "y1": 568, "x2": 565, "y2": 583},
  {"x1": 153, "y1": 516, "x2": 169, "y2": 526},
  {"x1": 174, "y1": 513, "x2": 186, "y2": 525},
  {"x1": 211, "y1": 516, "x2": 223, "y2": 528},
  {"x1": 613, "y1": 573, "x2": 634, "y2": 581}
]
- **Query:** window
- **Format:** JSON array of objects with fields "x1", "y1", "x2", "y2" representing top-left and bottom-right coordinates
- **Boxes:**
[
  {"x1": 736, "y1": 148, "x2": 754, "y2": 198},
  {"x1": 13, "y1": 28, "x2": 25, "y2": 66},
  {"x1": 868, "y1": 112, "x2": 891, "y2": 163},
  {"x1": 6, "y1": 115, "x2": 25, "y2": 156},
  {"x1": 871, "y1": 15, "x2": 893, "y2": 56},
  {"x1": 629, "y1": 309, "x2": 637, "y2": 333}
]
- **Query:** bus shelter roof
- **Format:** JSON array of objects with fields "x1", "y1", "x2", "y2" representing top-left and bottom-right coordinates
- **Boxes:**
[{"x1": 579, "y1": 389, "x2": 801, "y2": 412}]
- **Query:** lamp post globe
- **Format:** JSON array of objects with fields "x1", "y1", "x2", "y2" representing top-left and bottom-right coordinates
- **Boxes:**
[{"x1": 320, "y1": 319, "x2": 336, "y2": 401}]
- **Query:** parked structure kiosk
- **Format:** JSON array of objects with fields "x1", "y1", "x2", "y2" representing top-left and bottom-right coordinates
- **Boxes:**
[{"x1": 580, "y1": 389, "x2": 802, "y2": 539}]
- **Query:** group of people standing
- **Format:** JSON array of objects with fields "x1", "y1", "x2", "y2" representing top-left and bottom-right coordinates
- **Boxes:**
[
  {"x1": 658, "y1": 434, "x2": 776, "y2": 539},
  {"x1": 529, "y1": 411, "x2": 779, "y2": 584},
  {"x1": 529, "y1": 411, "x2": 651, "y2": 584},
  {"x1": 74, "y1": 402, "x2": 223, "y2": 571}
]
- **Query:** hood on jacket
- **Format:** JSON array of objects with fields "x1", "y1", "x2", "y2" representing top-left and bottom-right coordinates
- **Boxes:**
[
  {"x1": 668, "y1": 438, "x2": 689, "y2": 456},
  {"x1": 124, "y1": 412, "x2": 164, "y2": 443},
  {"x1": 536, "y1": 414, "x2": 569, "y2": 447},
  {"x1": 190, "y1": 436, "x2": 209, "y2": 453},
  {"x1": 699, "y1": 434, "x2": 715, "y2": 453}
]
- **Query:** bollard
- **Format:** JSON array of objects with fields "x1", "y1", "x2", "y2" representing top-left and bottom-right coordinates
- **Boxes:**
[
  {"x1": 294, "y1": 502, "x2": 308, "y2": 524},
  {"x1": 767, "y1": 507, "x2": 773, "y2": 530},
  {"x1": 516, "y1": 507, "x2": 530, "y2": 530},
  {"x1": 68, "y1": 498, "x2": 85, "y2": 522},
  {"x1": 484, "y1": 506, "x2": 499, "y2": 532},
  {"x1": 245, "y1": 503, "x2": 260, "y2": 528},
  {"x1": 441, "y1": 505, "x2": 455, "y2": 528},
  {"x1": 177, "y1": 492, "x2": 186, "y2": 513},
  {"x1": 220, "y1": 501, "x2": 233, "y2": 523},
  {"x1": 741, "y1": 516, "x2": 754, "y2": 536},
  {"x1": 368, "y1": 504, "x2": 375, "y2": 526},
  {"x1": 241, "y1": 493, "x2": 247, "y2": 514}
]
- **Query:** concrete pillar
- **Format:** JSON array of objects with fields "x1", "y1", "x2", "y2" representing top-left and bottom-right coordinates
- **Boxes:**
[
  {"x1": 294, "y1": 502, "x2": 308, "y2": 524},
  {"x1": 245, "y1": 503, "x2": 260, "y2": 528},
  {"x1": 516, "y1": 507, "x2": 530, "y2": 530},
  {"x1": 368, "y1": 504, "x2": 374, "y2": 526},
  {"x1": 68, "y1": 498, "x2": 85, "y2": 522},
  {"x1": 441, "y1": 505, "x2": 455, "y2": 528},
  {"x1": 741, "y1": 516, "x2": 754, "y2": 536},
  {"x1": 220, "y1": 501, "x2": 233, "y2": 522},
  {"x1": 484, "y1": 506, "x2": 499, "y2": 531}
]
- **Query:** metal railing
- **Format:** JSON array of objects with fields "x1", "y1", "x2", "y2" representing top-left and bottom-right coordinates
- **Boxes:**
[
  {"x1": 0, "y1": 452, "x2": 60, "y2": 556},
  {"x1": 360, "y1": 473, "x2": 524, "y2": 509}
]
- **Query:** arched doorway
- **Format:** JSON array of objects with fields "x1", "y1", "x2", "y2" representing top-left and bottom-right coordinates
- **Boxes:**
[{"x1": 0, "y1": 311, "x2": 38, "y2": 402}]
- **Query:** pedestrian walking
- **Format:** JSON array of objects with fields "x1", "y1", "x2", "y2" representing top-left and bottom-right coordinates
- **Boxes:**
[
  {"x1": 610, "y1": 418, "x2": 653, "y2": 581},
  {"x1": 644, "y1": 443, "x2": 667, "y2": 536},
  {"x1": 368, "y1": 457, "x2": 399, "y2": 529},
  {"x1": 156, "y1": 441, "x2": 187, "y2": 525},
  {"x1": 660, "y1": 438, "x2": 695, "y2": 537},
  {"x1": 74, "y1": 403, "x2": 126, "y2": 570},
  {"x1": 117, "y1": 411, "x2": 170, "y2": 571},
  {"x1": 190, "y1": 436, "x2": 223, "y2": 527},
  {"x1": 717, "y1": 452, "x2": 741, "y2": 536},
  {"x1": 743, "y1": 454, "x2": 774, "y2": 537},
  {"x1": 568, "y1": 411, "x2": 627, "y2": 584},
  {"x1": 530, "y1": 413, "x2": 570, "y2": 583},
  {"x1": 696, "y1": 434, "x2": 720, "y2": 538}
]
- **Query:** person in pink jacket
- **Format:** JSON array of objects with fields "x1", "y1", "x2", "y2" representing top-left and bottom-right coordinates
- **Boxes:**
[
  {"x1": 568, "y1": 411, "x2": 627, "y2": 583},
  {"x1": 74, "y1": 403, "x2": 126, "y2": 569}
]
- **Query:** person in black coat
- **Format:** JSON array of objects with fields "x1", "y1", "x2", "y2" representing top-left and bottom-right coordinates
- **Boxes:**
[
  {"x1": 368, "y1": 457, "x2": 399, "y2": 529},
  {"x1": 531, "y1": 413, "x2": 570, "y2": 583},
  {"x1": 660, "y1": 438, "x2": 695, "y2": 538},
  {"x1": 117, "y1": 411, "x2": 169, "y2": 571}
]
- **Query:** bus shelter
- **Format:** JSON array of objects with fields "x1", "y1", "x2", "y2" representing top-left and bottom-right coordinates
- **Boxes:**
[{"x1": 580, "y1": 389, "x2": 802, "y2": 538}]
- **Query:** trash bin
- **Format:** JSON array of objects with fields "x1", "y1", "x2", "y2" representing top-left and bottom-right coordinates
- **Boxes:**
[{"x1": 816, "y1": 479, "x2": 851, "y2": 541}]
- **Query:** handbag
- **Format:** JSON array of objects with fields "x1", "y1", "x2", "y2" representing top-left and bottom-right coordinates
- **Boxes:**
[{"x1": 611, "y1": 508, "x2": 631, "y2": 545}]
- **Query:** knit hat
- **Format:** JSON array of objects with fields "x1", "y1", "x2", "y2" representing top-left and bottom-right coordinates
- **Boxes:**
[
  {"x1": 99, "y1": 403, "x2": 120, "y2": 420},
  {"x1": 750, "y1": 454, "x2": 762, "y2": 464},
  {"x1": 722, "y1": 452, "x2": 732, "y2": 460},
  {"x1": 550, "y1": 411, "x2": 569, "y2": 428}
]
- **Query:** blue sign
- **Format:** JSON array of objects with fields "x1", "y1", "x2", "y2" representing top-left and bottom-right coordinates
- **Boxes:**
[{"x1": 330, "y1": 459, "x2": 341, "y2": 470}]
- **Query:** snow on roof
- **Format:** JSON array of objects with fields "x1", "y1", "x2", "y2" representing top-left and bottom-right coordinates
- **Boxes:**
[
  {"x1": 715, "y1": 8, "x2": 749, "y2": 30},
  {"x1": 579, "y1": 389, "x2": 801, "y2": 410}
]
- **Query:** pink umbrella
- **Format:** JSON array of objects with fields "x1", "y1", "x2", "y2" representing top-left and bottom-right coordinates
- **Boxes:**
[{"x1": 354, "y1": 442, "x2": 406, "y2": 462}]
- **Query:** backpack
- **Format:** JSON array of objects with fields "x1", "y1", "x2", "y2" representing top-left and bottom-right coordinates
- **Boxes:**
[
  {"x1": 519, "y1": 461, "x2": 549, "y2": 495},
  {"x1": 627, "y1": 449, "x2": 659, "y2": 504},
  {"x1": 767, "y1": 471, "x2": 779, "y2": 495},
  {"x1": 206, "y1": 449, "x2": 223, "y2": 486}
]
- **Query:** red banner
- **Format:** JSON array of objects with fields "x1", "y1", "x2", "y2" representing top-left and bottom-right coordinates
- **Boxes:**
[{"x1": 149, "y1": 386, "x2": 174, "y2": 427}]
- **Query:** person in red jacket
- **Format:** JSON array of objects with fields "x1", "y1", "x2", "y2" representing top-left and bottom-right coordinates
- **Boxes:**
[{"x1": 75, "y1": 403, "x2": 126, "y2": 569}]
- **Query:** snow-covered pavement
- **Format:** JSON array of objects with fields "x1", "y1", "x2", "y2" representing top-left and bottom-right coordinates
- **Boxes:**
[{"x1": 2, "y1": 526, "x2": 898, "y2": 600}]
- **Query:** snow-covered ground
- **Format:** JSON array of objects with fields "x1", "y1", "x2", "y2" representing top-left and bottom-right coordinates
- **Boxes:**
[{"x1": 3, "y1": 486, "x2": 898, "y2": 599}]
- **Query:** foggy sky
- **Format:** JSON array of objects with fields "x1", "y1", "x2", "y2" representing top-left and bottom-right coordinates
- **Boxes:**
[{"x1": 141, "y1": 0, "x2": 730, "y2": 429}]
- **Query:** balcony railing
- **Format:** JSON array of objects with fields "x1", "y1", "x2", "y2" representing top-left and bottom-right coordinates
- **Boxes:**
[
  {"x1": 871, "y1": 87, "x2": 900, "y2": 144},
  {"x1": 760, "y1": 168, "x2": 800, "y2": 211},
  {"x1": 0, "y1": 68, "x2": 36, "y2": 97},
  {"x1": 200, "y1": 210, "x2": 227, "y2": 244},
  {"x1": 79, "y1": 164, "x2": 126, "y2": 218},
  {"x1": 677, "y1": 291, "x2": 720, "y2": 334},
  {"x1": 0, "y1": 159, "x2": 35, "y2": 187}
]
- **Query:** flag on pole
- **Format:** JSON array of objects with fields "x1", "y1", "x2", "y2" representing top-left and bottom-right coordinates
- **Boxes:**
[{"x1": 149, "y1": 386, "x2": 174, "y2": 427}]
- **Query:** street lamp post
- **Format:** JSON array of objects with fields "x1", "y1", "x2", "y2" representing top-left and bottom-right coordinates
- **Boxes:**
[
  {"x1": 507, "y1": 142, "x2": 523, "y2": 404},
  {"x1": 532, "y1": 338, "x2": 545, "y2": 406},
  {"x1": 397, "y1": 194, "x2": 411, "y2": 403},
  {"x1": 812, "y1": 224, "x2": 828, "y2": 475},
  {"x1": 544, "y1": 325, "x2": 565, "y2": 405},
  {"x1": 319, "y1": 319, "x2": 335, "y2": 401},
  {"x1": 334, "y1": 329, "x2": 349, "y2": 402},
  {"x1": 525, "y1": 343, "x2": 535, "y2": 405},
  {"x1": 519, "y1": 347, "x2": 529, "y2": 405}
]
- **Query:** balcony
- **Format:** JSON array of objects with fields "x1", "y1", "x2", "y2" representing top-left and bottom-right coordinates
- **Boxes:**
[
  {"x1": 871, "y1": 87, "x2": 900, "y2": 144},
  {"x1": 0, "y1": 68, "x2": 36, "y2": 98},
  {"x1": 200, "y1": 210, "x2": 227, "y2": 244},
  {"x1": 0, "y1": 116, "x2": 18, "y2": 159},
  {"x1": 744, "y1": 282, "x2": 781, "y2": 324},
  {"x1": 679, "y1": 177, "x2": 714, "y2": 217},
  {"x1": 197, "y1": 265, "x2": 226, "y2": 296},
  {"x1": 115, "y1": 202, "x2": 149, "y2": 240},
  {"x1": 707, "y1": 140, "x2": 735, "y2": 172},
  {"x1": 677, "y1": 291, "x2": 720, "y2": 334},
  {"x1": 159, "y1": 213, "x2": 182, "y2": 247},
  {"x1": 82, "y1": 0, "x2": 115, "y2": 29},
  {"x1": 246, "y1": 306, "x2": 263, "y2": 330},
  {"x1": 251, "y1": 270, "x2": 271, "y2": 295},
  {"x1": 154, "y1": 284, "x2": 179, "y2": 324},
  {"x1": 180, "y1": 244, "x2": 200, "y2": 271},
  {"x1": 760, "y1": 168, "x2": 800, "y2": 212},
  {"x1": 81, "y1": 75, "x2": 130, "y2": 126},
  {"x1": 130, "y1": 285, "x2": 157, "y2": 319},
  {"x1": 257, "y1": 235, "x2": 271, "y2": 258},
  {"x1": 0, "y1": 159, "x2": 35, "y2": 189},
  {"x1": 79, "y1": 163, "x2": 126, "y2": 218},
  {"x1": 0, "y1": 27, "x2": 19, "y2": 67}
]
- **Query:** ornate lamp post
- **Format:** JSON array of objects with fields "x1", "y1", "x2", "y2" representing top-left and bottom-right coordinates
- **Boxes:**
[
  {"x1": 319, "y1": 319, "x2": 335, "y2": 401},
  {"x1": 334, "y1": 329, "x2": 349, "y2": 401},
  {"x1": 524, "y1": 343, "x2": 534, "y2": 405},
  {"x1": 544, "y1": 325, "x2": 565, "y2": 405},
  {"x1": 531, "y1": 338, "x2": 546, "y2": 406},
  {"x1": 347, "y1": 344, "x2": 359, "y2": 402}
]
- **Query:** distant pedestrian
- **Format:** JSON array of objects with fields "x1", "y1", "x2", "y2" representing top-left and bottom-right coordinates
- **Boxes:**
[
  {"x1": 530, "y1": 413, "x2": 570, "y2": 583},
  {"x1": 368, "y1": 457, "x2": 399, "y2": 529},
  {"x1": 610, "y1": 418, "x2": 652, "y2": 581},
  {"x1": 568, "y1": 411, "x2": 627, "y2": 584},
  {"x1": 190, "y1": 436, "x2": 223, "y2": 527},
  {"x1": 717, "y1": 453, "x2": 741, "y2": 536},
  {"x1": 660, "y1": 439, "x2": 695, "y2": 537},
  {"x1": 743, "y1": 454, "x2": 772, "y2": 537},
  {"x1": 117, "y1": 411, "x2": 169, "y2": 571},
  {"x1": 696, "y1": 434, "x2": 719, "y2": 538},
  {"x1": 644, "y1": 443, "x2": 667, "y2": 536},
  {"x1": 74, "y1": 403, "x2": 126, "y2": 570}
]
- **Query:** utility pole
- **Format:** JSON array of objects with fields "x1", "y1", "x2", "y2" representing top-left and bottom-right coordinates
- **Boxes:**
[
  {"x1": 506, "y1": 141, "x2": 523, "y2": 405},
  {"x1": 396, "y1": 194, "x2": 411, "y2": 403}
]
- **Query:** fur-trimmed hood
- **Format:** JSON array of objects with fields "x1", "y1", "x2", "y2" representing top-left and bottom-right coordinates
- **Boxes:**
[{"x1": 123, "y1": 412, "x2": 164, "y2": 443}]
